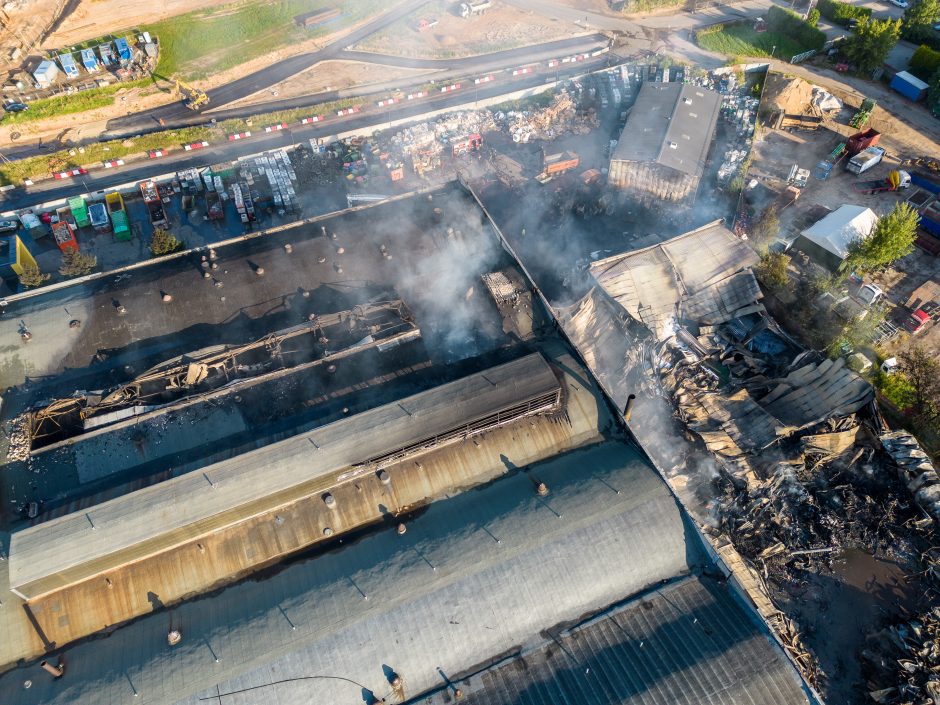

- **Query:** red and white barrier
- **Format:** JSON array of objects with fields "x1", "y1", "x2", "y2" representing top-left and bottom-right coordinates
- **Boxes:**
[
  {"x1": 53, "y1": 168, "x2": 87, "y2": 179},
  {"x1": 184, "y1": 140, "x2": 209, "y2": 151},
  {"x1": 547, "y1": 59, "x2": 559, "y2": 68},
  {"x1": 102, "y1": 159, "x2": 125, "y2": 169},
  {"x1": 264, "y1": 123, "x2": 288, "y2": 132},
  {"x1": 228, "y1": 132, "x2": 251, "y2": 141},
  {"x1": 376, "y1": 97, "x2": 399, "y2": 107},
  {"x1": 336, "y1": 106, "x2": 360, "y2": 116},
  {"x1": 440, "y1": 83, "x2": 461, "y2": 93},
  {"x1": 474, "y1": 74, "x2": 494, "y2": 85},
  {"x1": 406, "y1": 91, "x2": 427, "y2": 100},
  {"x1": 149, "y1": 149, "x2": 168, "y2": 159},
  {"x1": 300, "y1": 115, "x2": 323, "y2": 124},
  {"x1": 512, "y1": 67, "x2": 532, "y2": 76}
]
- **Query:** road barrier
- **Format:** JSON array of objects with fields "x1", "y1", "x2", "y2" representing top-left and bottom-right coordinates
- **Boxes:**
[
  {"x1": 474, "y1": 75, "x2": 494, "y2": 84},
  {"x1": 184, "y1": 141, "x2": 209, "y2": 151},
  {"x1": 102, "y1": 159, "x2": 125, "y2": 169},
  {"x1": 53, "y1": 168, "x2": 87, "y2": 179},
  {"x1": 263, "y1": 123, "x2": 288, "y2": 132},
  {"x1": 300, "y1": 116, "x2": 323, "y2": 124},
  {"x1": 406, "y1": 91, "x2": 427, "y2": 100},
  {"x1": 336, "y1": 106, "x2": 360, "y2": 116},
  {"x1": 227, "y1": 132, "x2": 252, "y2": 141},
  {"x1": 149, "y1": 149, "x2": 169, "y2": 158},
  {"x1": 440, "y1": 83, "x2": 461, "y2": 93},
  {"x1": 512, "y1": 67, "x2": 532, "y2": 76},
  {"x1": 376, "y1": 97, "x2": 399, "y2": 107}
]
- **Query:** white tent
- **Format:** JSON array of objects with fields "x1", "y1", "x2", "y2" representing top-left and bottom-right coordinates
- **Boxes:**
[{"x1": 794, "y1": 204, "x2": 878, "y2": 270}]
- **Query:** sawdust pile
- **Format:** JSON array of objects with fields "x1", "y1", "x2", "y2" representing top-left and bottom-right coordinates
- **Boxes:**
[{"x1": 763, "y1": 73, "x2": 816, "y2": 116}]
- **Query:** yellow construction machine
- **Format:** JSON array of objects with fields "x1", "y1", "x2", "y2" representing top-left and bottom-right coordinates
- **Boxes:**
[{"x1": 175, "y1": 78, "x2": 209, "y2": 110}]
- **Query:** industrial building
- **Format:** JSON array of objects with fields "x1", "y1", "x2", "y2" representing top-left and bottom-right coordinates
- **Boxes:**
[
  {"x1": 0, "y1": 186, "x2": 818, "y2": 705},
  {"x1": 608, "y1": 82, "x2": 721, "y2": 202}
]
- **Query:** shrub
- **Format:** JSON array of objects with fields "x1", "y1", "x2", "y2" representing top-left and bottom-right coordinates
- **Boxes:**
[
  {"x1": 818, "y1": 0, "x2": 872, "y2": 26},
  {"x1": 150, "y1": 228, "x2": 182, "y2": 257},
  {"x1": 767, "y1": 6, "x2": 827, "y2": 50},
  {"x1": 807, "y1": 8, "x2": 820, "y2": 26},
  {"x1": 58, "y1": 250, "x2": 98, "y2": 277},
  {"x1": 757, "y1": 251, "x2": 791, "y2": 288},
  {"x1": 910, "y1": 44, "x2": 940, "y2": 80},
  {"x1": 18, "y1": 262, "x2": 50, "y2": 288}
]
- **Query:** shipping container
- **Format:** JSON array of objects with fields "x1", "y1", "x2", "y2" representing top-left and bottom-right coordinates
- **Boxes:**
[
  {"x1": 114, "y1": 37, "x2": 132, "y2": 63},
  {"x1": 67, "y1": 196, "x2": 90, "y2": 228},
  {"x1": 846, "y1": 146, "x2": 885, "y2": 175},
  {"x1": 846, "y1": 129, "x2": 880, "y2": 157},
  {"x1": 57, "y1": 53, "x2": 79, "y2": 79},
  {"x1": 911, "y1": 172, "x2": 940, "y2": 194},
  {"x1": 105, "y1": 192, "x2": 131, "y2": 240},
  {"x1": 88, "y1": 203, "x2": 111, "y2": 233},
  {"x1": 890, "y1": 71, "x2": 928, "y2": 102}
]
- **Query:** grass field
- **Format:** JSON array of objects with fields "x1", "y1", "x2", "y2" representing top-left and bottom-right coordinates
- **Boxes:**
[
  {"x1": 0, "y1": 82, "x2": 146, "y2": 125},
  {"x1": 146, "y1": 0, "x2": 378, "y2": 79},
  {"x1": 696, "y1": 24, "x2": 811, "y2": 60}
]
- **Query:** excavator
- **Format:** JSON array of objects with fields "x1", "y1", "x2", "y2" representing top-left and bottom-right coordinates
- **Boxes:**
[{"x1": 174, "y1": 78, "x2": 209, "y2": 110}]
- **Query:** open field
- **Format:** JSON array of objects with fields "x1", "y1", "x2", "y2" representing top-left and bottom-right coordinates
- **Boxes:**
[
  {"x1": 352, "y1": 0, "x2": 572, "y2": 59},
  {"x1": 0, "y1": 81, "x2": 147, "y2": 125},
  {"x1": 145, "y1": 0, "x2": 381, "y2": 79},
  {"x1": 696, "y1": 23, "x2": 812, "y2": 60}
]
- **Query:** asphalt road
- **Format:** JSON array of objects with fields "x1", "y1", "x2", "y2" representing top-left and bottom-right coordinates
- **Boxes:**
[
  {"x1": 103, "y1": 35, "x2": 609, "y2": 136},
  {"x1": 0, "y1": 56, "x2": 612, "y2": 212}
]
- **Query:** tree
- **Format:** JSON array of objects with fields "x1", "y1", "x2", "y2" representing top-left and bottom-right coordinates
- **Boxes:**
[
  {"x1": 903, "y1": 0, "x2": 940, "y2": 34},
  {"x1": 807, "y1": 7, "x2": 821, "y2": 26},
  {"x1": 899, "y1": 346, "x2": 940, "y2": 431},
  {"x1": 756, "y1": 251, "x2": 791, "y2": 288},
  {"x1": 150, "y1": 227, "x2": 182, "y2": 257},
  {"x1": 18, "y1": 262, "x2": 50, "y2": 288},
  {"x1": 749, "y1": 205, "x2": 780, "y2": 250},
  {"x1": 58, "y1": 250, "x2": 97, "y2": 277},
  {"x1": 844, "y1": 18, "x2": 902, "y2": 74},
  {"x1": 841, "y1": 202, "x2": 918, "y2": 274}
]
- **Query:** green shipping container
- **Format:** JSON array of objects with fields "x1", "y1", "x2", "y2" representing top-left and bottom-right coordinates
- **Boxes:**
[
  {"x1": 111, "y1": 210, "x2": 131, "y2": 241},
  {"x1": 67, "y1": 196, "x2": 90, "y2": 228}
]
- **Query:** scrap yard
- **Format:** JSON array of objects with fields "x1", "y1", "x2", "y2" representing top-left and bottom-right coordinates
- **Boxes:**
[{"x1": 0, "y1": 2, "x2": 939, "y2": 705}]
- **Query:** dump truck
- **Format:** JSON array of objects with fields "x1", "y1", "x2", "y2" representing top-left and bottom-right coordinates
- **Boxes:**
[
  {"x1": 67, "y1": 196, "x2": 90, "y2": 228},
  {"x1": 846, "y1": 146, "x2": 885, "y2": 175},
  {"x1": 814, "y1": 143, "x2": 846, "y2": 181},
  {"x1": 846, "y1": 128, "x2": 880, "y2": 157},
  {"x1": 542, "y1": 151, "x2": 580, "y2": 176},
  {"x1": 459, "y1": 0, "x2": 491, "y2": 18},
  {"x1": 106, "y1": 192, "x2": 131, "y2": 240},
  {"x1": 854, "y1": 170, "x2": 911, "y2": 194},
  {"x1": 88, "y1": 202, "x2": 111, "y2": 233},
  {"x1": 140, "y1": 180, "x2": 168, "y2": 228}
]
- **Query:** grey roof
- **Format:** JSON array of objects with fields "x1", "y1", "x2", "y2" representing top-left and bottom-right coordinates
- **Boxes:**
[
  {"x1": 9, "y1": 353, "x2": 560, "y2": 596},
  {"x1": 760, "y1": 356, "x2": 873, "y2": 428},
  {"x1": 421, "y1": 575, "x2": 813, "y2": 705},
  {"x1": 590, "y1": 222, "x2": 760, "y2": 339},
  {"x1": 611, "y1": 83, "x2": 722, "y2": 178},
  {"x1": 3, "y1": 442, "x2": 695, "y2": 705}
]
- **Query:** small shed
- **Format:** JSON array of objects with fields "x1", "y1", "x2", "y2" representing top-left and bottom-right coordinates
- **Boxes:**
[
  {"x1": 33, "y1": 59, "x2": 59, "y2": 87},
  {"x1": 80, "y1": 48, "x2": 99, "y2": 72},
  {"x1": 98, "y1": 42, "x2": 115, "y2": 65},
  {"x1": 791, "y1": 204, "x2": 878, "y2": 271},
  {"x1": 58, "y1": 52, "x2": 79, "y2": 78},
  {"x1": 114, "y1": 37, "x2": 132, "y2": 63}
]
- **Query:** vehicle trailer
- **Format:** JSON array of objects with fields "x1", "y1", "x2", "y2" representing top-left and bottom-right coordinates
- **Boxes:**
[
  {"x1": 846, "y1": 146, "x2": 886, "y2": 175},
  {"x1": 846, "y1": 128, "x2": 880, "y2": 157},
  {"x1": 854, "y1": 170, "x2": 911, "y2": 194}
]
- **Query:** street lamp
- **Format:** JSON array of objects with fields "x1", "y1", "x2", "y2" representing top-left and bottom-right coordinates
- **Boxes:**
[{"x1": 771, "y1": 45, "x2": 777, "y2": 58}]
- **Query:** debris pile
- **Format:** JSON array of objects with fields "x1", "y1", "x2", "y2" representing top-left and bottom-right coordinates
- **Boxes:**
[
  {"x1": 495, "y1": 92, "x2": 595, "y2": 143},
  {"x1": 864, "y1": 610, "x2": 940, "y2": 705}
]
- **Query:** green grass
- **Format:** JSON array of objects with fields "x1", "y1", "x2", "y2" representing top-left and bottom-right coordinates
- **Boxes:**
[
  {"x1": 0, "y1": 81, "x2": 146, "y2": 125},
  {"x1": 696, "y1": 25, "x2": 812, "y2": 60},
  {"x1": 146, "y1": 0, "x2": 378, "y2": 80}
]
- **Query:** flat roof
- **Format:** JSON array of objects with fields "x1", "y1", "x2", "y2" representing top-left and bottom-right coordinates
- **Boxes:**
[
  {"x1": 611, "y1": 83, "x2": 722, "y2": 178},
  {"x1": 10, "y1": 353, "x2": 561, "y2": 596}
]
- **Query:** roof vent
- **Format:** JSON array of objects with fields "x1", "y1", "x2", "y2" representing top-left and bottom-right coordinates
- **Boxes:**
[{"x1": 668, "y1": 141, "x2": 679, "y2": 149}]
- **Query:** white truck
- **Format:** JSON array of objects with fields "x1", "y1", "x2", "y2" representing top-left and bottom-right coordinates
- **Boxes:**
[
  {"x1": 460, "y1": 1, "x2": 491, "y2": 18},
  {"x1": 846, "y1": 146, "x2": 885, "y2": 175}
]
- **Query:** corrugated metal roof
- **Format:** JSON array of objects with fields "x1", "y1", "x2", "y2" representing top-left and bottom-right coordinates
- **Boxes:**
[
  {"x1": 2, "y1": 442, "x2": 694, "y2": 705},
  {"x1": 760, "y1": 356, "x2": 873, "y2": 427},
  {"x1": 424, "y1": 575, "x2": 813, "y2": 705},
  {"x1": 10, "y1": 353, "x2": 561, "y2": 595},
  {"x1": 610, "y1": 83, "x2": 722, "y2": 178},
  {"x1": 590, "y1": 222, "x2": 759, "y2": 339}
]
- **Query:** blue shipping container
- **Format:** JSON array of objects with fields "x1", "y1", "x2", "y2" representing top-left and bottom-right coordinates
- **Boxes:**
[
  {"x1": 890, "y1": 71, "x2": 928, "y2": 102},
  {"x1": 911, "y1": 172, "x2": 940, "y2": 194}
]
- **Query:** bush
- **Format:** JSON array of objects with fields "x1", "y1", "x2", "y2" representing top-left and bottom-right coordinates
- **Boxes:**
[
  {"x1": 58, "y1": 250, "x2": 98, "y2": 277},
  {"x1": 767, "y1": 6, "x2": 827, "y2": 51},
  {"x1": 807, "y1": 8, "x2": 820, "y2": 27},
  {"x1": 757, "y1": 251, "x2": 791, "y2": 288},
  {"x1": 18, "y1": 262, "x2": 50, "y2": 288},
  {"x1": 150, "y1": 228, "x2": 182, "y2": 257},
  {"x1": 875, "y1": 370, "x2": 916, "y2": 410},
  {"x1": 818, "y1": 0, "x2": 872, "y2": 26},
  {"x1": 910, "y1": 44, "x2": 940, "y2": 80}
]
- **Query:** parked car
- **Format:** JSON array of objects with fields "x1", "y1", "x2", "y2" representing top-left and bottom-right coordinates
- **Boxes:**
[
  {"x1": 4, "y1": 102, "x2": 27, "y2": 113},
  {"x1": 0, "y1": 219, "x2": 20, "y2": 233},
  {"x1": 890, "y1": 0, "x2": 909, "y2": 7},
  {"x1": 903, "y1": 308, "x2": 930, "y2": 334}
]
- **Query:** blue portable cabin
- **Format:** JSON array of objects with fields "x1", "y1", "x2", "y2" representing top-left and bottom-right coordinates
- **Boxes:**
[
  {"x1": 890, "y1": 71, "x2": 928, "y2": 102},
  {"x1": 115, "y1": 37, "x2": 132, "y2": 63},
  {"x1": 98, "y1": 42, "x2": 115, "y2": 65},
  {"x1": 57, "y1": 52, "x2": 79, "y2": 78},
  {"x1": 80, "y1": 48, "x2": 98, "y2": 72}
]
